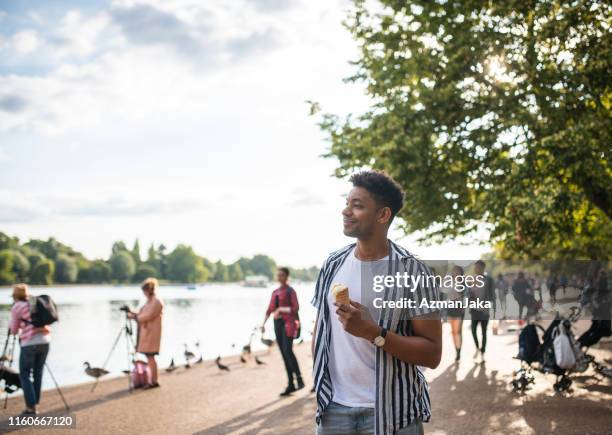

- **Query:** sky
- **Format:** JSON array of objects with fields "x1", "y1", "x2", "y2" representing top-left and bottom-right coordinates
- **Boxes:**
[{"x1": 0, "y1": 0, "x2": 490, "y2": 267}]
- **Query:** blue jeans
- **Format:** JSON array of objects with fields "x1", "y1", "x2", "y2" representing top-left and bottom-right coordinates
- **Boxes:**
[
  {"x1": 19, "y1": 344, "x2": 49, "y2": 408},
  {"x1": 316, "y1": 402, "x2": 424, "y2": 435}
]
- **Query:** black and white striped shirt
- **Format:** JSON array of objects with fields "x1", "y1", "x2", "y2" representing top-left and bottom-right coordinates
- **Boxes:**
[{"x1": 311, "y1": 241, "x2": 440, "y2": 435}]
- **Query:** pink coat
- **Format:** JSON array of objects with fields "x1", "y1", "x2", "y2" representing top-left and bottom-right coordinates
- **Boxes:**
[{"x1": 136, "y1": 296, "x2": 163, "y2": 354}]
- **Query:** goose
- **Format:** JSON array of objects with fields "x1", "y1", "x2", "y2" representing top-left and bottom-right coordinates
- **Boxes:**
[
  {"x1": 240, "y1": 355, "x2": 247, "y2": 364},
  {"x1": 84, "y1": 362, "x2": 109, "y2": 379},
  {"x1": 184, "y1": 344, "x2": 196, "y2": 367},
  {"x1": 215, "y1": 356, "x2": 230, "y2": 372},
  {"x1": 194, "y1": 341, "x2": 204, "y2": 364},
  {"x1": 261, "y1": 338, "x2": 274, "y2": 347},
  {"x1": 166, "y1": 358, "x2": 177, "y2": 373},
  {"x1": 255, "y1": 356, "x2": 266, "y2": 366}
]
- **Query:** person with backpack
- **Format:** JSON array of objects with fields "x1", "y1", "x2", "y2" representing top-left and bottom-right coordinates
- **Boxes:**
[
  {"x1": 9, "y1": 284, "x2": 52, "y2": 415},
  {"x1": 261, "y1": 267, "x2": 304, "y2": 396}
]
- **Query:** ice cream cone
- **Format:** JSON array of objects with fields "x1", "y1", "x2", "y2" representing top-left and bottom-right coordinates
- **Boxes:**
[{"x1": 332, "y1": 283, "x2": 350, "y2": 305}]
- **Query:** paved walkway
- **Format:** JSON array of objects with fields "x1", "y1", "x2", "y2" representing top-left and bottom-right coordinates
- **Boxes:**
[{"x1": 1, "y1": 321, "x2": 610, "y2": 434}]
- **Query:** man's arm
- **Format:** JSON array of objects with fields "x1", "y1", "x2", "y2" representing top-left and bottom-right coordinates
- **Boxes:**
[{"x1": 336, "y1": 302, "x2": 442, "y2": 369}]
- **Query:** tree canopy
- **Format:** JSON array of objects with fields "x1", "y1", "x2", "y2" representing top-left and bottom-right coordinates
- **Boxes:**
[
  {"x1": 0, "y1": 232, "x2": 319, "y2": 285},
  {"x1": 317, "y1": 0, "x2": 611, "y2": 259}
]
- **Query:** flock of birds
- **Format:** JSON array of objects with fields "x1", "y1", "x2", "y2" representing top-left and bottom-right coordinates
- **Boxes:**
[{"x1": 82, "y1": 327, "x2": 282, "y2": 384}]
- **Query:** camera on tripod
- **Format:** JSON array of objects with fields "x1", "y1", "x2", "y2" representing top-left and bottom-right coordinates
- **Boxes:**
[{"x1": 119, "y1": 305, "x2": 130, "y2": 313}]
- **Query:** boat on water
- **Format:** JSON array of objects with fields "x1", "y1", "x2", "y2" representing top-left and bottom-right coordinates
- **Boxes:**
[{"x1": 241, "y1": 275, "x2": 269, "y2": 288}]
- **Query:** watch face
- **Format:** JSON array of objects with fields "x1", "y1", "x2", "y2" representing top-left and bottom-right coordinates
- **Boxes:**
[{"x1": 374, "y1": 336, "x2": 385, "y2": 347}]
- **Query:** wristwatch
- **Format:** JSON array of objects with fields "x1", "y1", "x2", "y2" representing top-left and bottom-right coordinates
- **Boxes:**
[{"x1": 373, "y1": 327, "x2": 387, "y2": 347}]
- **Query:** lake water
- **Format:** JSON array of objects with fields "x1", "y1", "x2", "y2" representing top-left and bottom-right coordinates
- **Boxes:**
[{"x1": 0, "y1": 283, "x2": 316, "y2": 390}]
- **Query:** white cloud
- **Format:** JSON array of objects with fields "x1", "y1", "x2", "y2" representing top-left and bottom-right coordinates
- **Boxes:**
[
  {"x1": 51, "y1": 10, "x2": 112, "y2": 58},
  {"x1": 12, "y1": 30, "x2": 40, "y2": 54},
  {"x1": 0, "y1": 191, "x2": 210, "y2": 222}
]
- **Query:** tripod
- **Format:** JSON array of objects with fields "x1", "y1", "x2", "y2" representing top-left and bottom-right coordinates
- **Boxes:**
[
  {"x1": 92, "y1": 311, "x2": 136, "y2": 393},
  {"x1": 1, "y1": 331, "x2": 69, "y2": 411},
  {"x1": 1, "y1": 331, "x2": 17, "y2": 409}
]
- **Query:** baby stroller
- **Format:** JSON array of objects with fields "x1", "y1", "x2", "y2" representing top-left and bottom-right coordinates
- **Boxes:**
[
  {"x1": 512, "y1": 306, "x2": 611, "y2": 393},
  {"x1": 511, "y1": 318, "x2": 573, "y2": 393}
]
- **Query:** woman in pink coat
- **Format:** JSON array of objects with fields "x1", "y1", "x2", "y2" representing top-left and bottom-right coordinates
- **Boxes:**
[{"x1": 128, "y1": 278, "x2": 163, "y2": 388}]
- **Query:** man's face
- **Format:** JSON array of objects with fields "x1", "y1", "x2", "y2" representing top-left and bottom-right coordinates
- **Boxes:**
[
  {"x1": 342, "y1": 187, "x2": 386, "y2": 238},
  {"x1": 276, "y1": 270, "x2": 288, "y2": 284},
  {"x1": 474, "y1": 264, "x2": 485, "y2": 275}
]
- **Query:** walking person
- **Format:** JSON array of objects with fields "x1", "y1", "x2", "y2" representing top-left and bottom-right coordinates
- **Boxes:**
[
  {"x1": 559, "y1": 274, "x2": 568, "y2": 298},
  {"x1": 546, "y1": 273, "x2": 559, "y2": 306},
  {"x1": 512, "y1": 272, "x2": 531, "y2": 321},
  {"x1": 495, "y1": 273, "x2": 509, "y2": 319},
  {"x1": 469, "y1": 261, "x2": 496, "y2": 363},
  {"x1": 261, "y1": 267, "x2": 304, "y2": 396},
  {"x1": 311, "y1": 170, "x2": 441, "y2": 435},
  {"x1": 127, "y1": 277, "x2": 163, "y2": 389},
  {"x1": 9, "y1": 284, "x2": 51, "y2": 415},
  {"x1": 443, "y1": 265, "x2": 466, "y2": 362}
]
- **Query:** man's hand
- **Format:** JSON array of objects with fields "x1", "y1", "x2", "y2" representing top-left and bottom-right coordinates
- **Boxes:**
[{"x1": 335, "y1": 300, "x2": 379, "y2": 341}]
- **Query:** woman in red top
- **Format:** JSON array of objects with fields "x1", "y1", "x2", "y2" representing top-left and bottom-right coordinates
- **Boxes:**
[{"x1": 261, "y1": 267, "x2": 304, "y2": 396}]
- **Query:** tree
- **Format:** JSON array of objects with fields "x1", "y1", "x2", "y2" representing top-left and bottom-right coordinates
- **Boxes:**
[
  {"x1": 55, "y1": 254, "x2": 79, "y2": 283},
  {"x1": 166, "y1": 245, "x2": 208, "y2": 283},
  {"x1": 317, "y1": 0, "x2": 611, "y2": 259},
  {"x1": 30, "y1": 259, "x2": 55, "y2": 285},
  {"x1": 111, "y1": 241, "x2": 128, "y2": 255},
  {"x1": 249, "y1": 254, "x2": 277, "y2": 279},
  {"x1": 0, "y1": 232, "x2": 19, "y2": 250},
  {"x1": 110, "y1": 251, "x2": 136, "y2": 283},
  {"x1": 78, "y1": 260, "x2": 112, "y2": 283},
  {"x1": 213, "y1": 260, "x2": 229, "y2": 282},
  {"x1": 10, "y1": 250, "x2": 30, "y2": 281},
  {"x1": 0, "y1": 250, "x2": 15, "y2": 284},
  {"x1": 27, "y1": 252, "x2": 46, "y2": 270},
  {"x1": 133, "y1": 263, "x2": 158, "y2": 283},
  {"x1": 228, "y1": 262, "x2": 244, "y2": 282},
  {"x1": 132, "y1": 239, "x2": 142, "y2": 265}
]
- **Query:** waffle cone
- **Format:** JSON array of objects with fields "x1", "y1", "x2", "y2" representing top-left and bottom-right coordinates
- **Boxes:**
[{"x1": 335, "y1": 287, "x2": 350, "y2": 305}]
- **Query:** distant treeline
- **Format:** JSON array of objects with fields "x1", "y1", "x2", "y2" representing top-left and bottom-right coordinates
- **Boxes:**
[{"x1": 0, "y1": 232, "x2": 319, "y2": 285}]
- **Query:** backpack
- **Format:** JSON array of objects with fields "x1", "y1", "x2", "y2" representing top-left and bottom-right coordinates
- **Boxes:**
[
  {"x1": 132, "y1": 360, "x2": 151, "y2": 388},
  {"x1": 25, "y1": 295, "x2": 59, "y2": 327},
  {"x1": 518, "y1": 324, "x2": 541, "y2": 364}
]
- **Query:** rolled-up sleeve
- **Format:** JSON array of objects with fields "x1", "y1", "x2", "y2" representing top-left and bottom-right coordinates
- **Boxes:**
[{"x1": 9, "y1": 303, "x2": 25, "y2": 335}]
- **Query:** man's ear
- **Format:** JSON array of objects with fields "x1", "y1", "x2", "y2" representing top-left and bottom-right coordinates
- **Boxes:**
[{"x1": 377, "y1": 207, "x2": 392, "y2": 225}]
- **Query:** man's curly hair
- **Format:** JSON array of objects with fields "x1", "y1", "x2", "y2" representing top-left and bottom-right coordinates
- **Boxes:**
[{"x1": 349, "y1": 170, "x2": 405, "y2": 220}]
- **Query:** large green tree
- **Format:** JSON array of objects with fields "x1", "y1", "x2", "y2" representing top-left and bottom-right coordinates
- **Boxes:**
[
  {"x1": 317, "y1": 0, "x2": 611, "y2": 259},
  {"x1": 110, "y1": 251, "x2": 136, "y2": 283},
  {"x1": 30, "y1": 259, "x2": 55, "y2": 285},
  {"x1": 54, "y1": 254, "x2": 79, "y2": 283},
  {"x1": 0, "y1": 250, "x2": 15, "y2": 284},
  {"x1": 166, "y1": 245, "x2": 208, "y2": 283}
]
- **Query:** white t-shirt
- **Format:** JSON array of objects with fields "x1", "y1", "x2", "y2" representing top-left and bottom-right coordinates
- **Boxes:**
[{"x1": 327, "y1": 247, "x2": 389, "y2": 408}]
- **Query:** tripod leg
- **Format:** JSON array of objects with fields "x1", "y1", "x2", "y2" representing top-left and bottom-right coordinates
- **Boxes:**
[
  {"x1": 45, "y1": 363, "x2": 70, "y2": 411},
  {"x1": 126, "y1": 326, "x2": 133, "y2": 392},
  {"x1": 91, "y1": 325, "x2": 125, "y2": 393}
]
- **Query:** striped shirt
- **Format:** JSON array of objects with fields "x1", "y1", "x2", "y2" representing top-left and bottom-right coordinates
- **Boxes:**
[
  {"x1": 9, "y1": 300, "x2": 50, "y2": 346},
  {"x1": 311, "y1": 241, "x2": 440, "y2": 435}
]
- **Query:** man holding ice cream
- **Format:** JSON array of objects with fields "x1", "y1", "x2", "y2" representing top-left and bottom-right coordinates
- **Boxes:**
[{"x1": 311, "y1": 170, "x2": 442, "y2": 435}]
